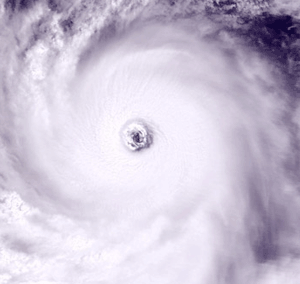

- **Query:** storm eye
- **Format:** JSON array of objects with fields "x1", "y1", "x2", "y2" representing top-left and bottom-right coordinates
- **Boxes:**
[{"x1": 121, "y1": 120, "x2": 153, "y2": 151}]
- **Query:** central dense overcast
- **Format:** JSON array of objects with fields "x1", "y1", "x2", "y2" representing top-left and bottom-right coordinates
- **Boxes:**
[{"x1": 0, "y1": 1, "x2": 300, "y2": 283}]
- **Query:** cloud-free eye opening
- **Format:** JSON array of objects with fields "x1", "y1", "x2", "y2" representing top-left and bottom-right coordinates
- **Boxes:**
[{"x1": 121, "y1": 120, "x2": 153, "y2": 151}]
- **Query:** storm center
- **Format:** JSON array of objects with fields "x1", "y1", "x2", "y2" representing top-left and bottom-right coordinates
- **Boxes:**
[{"x1": 121, "y1": 120, "x2": 153, "y2": 151}]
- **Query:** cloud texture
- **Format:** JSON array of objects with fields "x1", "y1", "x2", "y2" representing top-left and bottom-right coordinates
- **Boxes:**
[{"x1": 0, "y1": 1, "x2": 300, "y2": 283}]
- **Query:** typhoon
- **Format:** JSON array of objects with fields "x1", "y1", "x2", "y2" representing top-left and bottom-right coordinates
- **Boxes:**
[{"x1": 0, "y1": 1, "x2": 300, "y2": 284}]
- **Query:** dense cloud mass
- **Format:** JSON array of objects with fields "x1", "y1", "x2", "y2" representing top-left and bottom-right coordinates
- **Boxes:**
[{"x1": 1, "y1": 0, "x2": 300, "y2": 283}]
